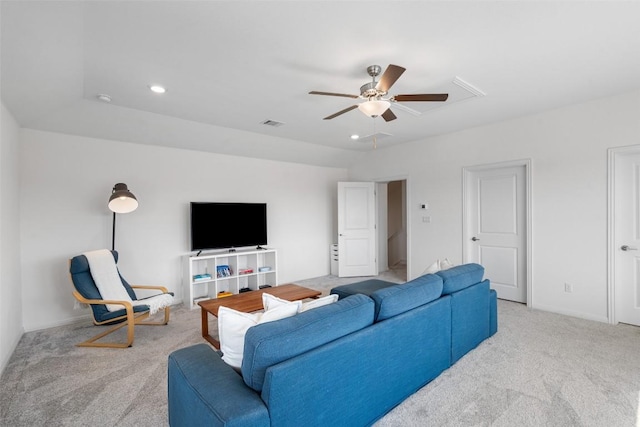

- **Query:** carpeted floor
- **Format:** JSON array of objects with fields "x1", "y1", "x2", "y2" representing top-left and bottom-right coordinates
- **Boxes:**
[{"x1": 1, "y1": 271, "x2": 639, "y2": 426}]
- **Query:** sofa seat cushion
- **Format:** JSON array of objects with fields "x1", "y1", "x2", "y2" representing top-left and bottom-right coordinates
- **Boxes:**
[
  {"x1": 242, "y1": 294, "x2": 375, "y2": 392},
  {"x1": 330, "y1": 279, "x2": 397, "y2": 299},
  {"x1": 437, "y1": 263, "x2": 485, "y2": 295},
  {"x1": 371, "y1": 274, "x2": 443, "y2": 321}
]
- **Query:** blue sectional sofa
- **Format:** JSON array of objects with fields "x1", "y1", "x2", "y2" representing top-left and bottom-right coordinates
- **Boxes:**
[{"x1": 168, "y1": 263, "x2": 497, "y2": 426}]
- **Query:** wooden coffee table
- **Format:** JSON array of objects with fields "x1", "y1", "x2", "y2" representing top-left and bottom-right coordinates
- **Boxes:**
[{"x1": 198, "y1": 283, "x2": 321, "y2": 349}]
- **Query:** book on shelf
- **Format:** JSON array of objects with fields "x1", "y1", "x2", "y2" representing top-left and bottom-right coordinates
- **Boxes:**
[
  {"x1": 193, "y1": 273, "x2": 212, "y2": 281},
  {"x1": 216, "y1": 265, "x2": 233, "y2": 278}
]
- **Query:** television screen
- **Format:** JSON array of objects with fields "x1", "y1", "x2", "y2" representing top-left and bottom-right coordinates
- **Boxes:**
[{"x1": 190, "y1": 202, "x2": 267, "y2": 251}]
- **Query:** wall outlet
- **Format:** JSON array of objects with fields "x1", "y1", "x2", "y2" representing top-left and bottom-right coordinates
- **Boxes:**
[
  {"x1": 564, "y1": 283, "x2": 572, "y2": 293},
  {"x1": 422, "y1": 216, "x2": 431, "y2": 223}
]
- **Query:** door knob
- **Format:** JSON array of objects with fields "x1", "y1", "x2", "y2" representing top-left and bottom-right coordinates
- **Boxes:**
[
  {"x1": 471, "y1": 237, "x2": 480, "y2": 242},
  {"x1": 621, "y1": 245, "x2": 637, "y2": 251}
]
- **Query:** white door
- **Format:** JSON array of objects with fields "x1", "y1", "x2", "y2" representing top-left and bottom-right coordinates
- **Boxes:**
[
  {"x1": 337, "y1": 182, "x2": 377, "y2": 277},
  {"x1": 465, "y1": 164, "x2": 528, "y2": 303},
  {"x1": 613, "y1": 151, "x2": 640, "y2": 325}
]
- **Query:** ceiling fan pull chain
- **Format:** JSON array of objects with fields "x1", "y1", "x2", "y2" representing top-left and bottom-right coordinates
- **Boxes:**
[{"x1": 373, "y1": 118, "x2": 377, "y2": 149}]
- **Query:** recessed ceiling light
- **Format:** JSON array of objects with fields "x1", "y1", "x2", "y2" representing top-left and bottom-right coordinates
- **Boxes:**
[
  {"x1": 149, "y1": 85, "x2": 166, "y2": 94},
  {"x1": 96, "y1": 94, "x2": 112, "y2": 103},
  {"x1": 350, "y1": 134, "x2": 360, "y2": 140}
]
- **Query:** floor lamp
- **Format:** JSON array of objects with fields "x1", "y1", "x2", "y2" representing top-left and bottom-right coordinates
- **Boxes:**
[{"x1": 108, "y1": 183, "x2": 138, "y2": 251}]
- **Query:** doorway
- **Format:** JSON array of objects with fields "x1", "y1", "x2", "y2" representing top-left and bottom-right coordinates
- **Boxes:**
[
  {"x1": 463, "y1": 160, "x2": 531, "y2": 304},
  {"x1": 386, "y1": 180, "x2": 407, "y2": 281}
]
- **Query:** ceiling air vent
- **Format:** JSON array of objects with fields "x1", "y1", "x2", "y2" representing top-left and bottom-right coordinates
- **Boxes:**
[{"x1": 261, "y1": 119, "x2": 285, "y2": 127}]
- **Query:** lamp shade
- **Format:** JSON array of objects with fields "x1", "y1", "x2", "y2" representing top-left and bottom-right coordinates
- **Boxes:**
[
  {"x1": 108, "y1": 183, "x2": 138, "y2": 214},
  {"x1": 358, "y1": 100, "x2": 391, "y2": 117}
]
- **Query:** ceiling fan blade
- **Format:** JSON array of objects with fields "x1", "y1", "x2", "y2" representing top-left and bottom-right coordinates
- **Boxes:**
[
  {"x1": 309, "y1": 91, "x2": 359, "y2": 99},
  {"x1": 376, "y1": 64, "x2": 406, "y2": 93},
  {"x1": 390, "y1": 101, "x2": 422, "y2": 116},
  {"x1": 323, "y1": 105, "x2": 358, "y2": 120},
  {"x1": 394, "y1": 94, "x2": 449, "y2": 102},
  {"x1": 381, "y1": 109, "x2": 397, "y2": 122}
]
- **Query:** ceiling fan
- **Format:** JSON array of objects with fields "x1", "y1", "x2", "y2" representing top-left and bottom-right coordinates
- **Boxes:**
[{"x1": 309, "y1": 64, "x2": 448, "y2": 122}]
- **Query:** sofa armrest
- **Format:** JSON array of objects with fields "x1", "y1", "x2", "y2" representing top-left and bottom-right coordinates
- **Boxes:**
[{"x1": 168, "y1": 344, "x2": 269, "y2": 427}]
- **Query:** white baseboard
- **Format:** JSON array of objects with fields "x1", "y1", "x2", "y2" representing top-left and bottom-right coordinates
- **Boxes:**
[
  {"x1": 24, "y1": 313, "x2": 91, "y2": 333},
  {"x1": 531, "y1": 303, "x2": 609, "y2": 324},
  {"x1": 0, "y1": 326, "x2": 25, "y2": 377}
]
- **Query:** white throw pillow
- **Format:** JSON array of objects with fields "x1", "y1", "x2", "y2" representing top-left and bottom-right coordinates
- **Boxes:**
[
  {"x1": 262, "y1": 292, "x2": 302, "y2": 312},
  {"x1": 263, "y1": 292, "x2": 337, "y2": 313},
  {"x1": 440, "y1": 258, "x2": 455, "y2": 270},
  {"x1": 219, "y1": 303, "x2": 299, "y2": 369},
  {"x1": 422, "y1": 259, "x2": 441, "y2": 274},
  {"x1": 300, "y1": 294, "x2": 338, "y2": 312}
]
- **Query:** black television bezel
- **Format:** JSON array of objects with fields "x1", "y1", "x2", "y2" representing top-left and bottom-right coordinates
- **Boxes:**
[{"x1": 189, "y1": 202, "x2": 267, "y2": 252}]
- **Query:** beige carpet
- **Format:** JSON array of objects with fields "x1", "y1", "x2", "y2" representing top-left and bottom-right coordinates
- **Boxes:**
[{"x1": 2, "y1": 272, "x2": 639, "y2": 426}]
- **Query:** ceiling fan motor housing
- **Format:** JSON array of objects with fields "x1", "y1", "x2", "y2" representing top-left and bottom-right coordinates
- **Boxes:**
[
  {"x1": 360, "y1": 81, "x2": 385, "y2": 99},
  {"x1": 361, "y1": 65, "x2": 387, "y2": 99}
]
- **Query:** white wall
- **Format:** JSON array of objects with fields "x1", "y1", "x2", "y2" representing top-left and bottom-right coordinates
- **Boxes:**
[
  {"x1": 349, "y1": 90, "x2": 640, "y2": 322},
  {"x1": 20, "y1": 130, "x2": 347, "y2": 331},
  {"x1": 0, "y1": 103, "x2": 23, "y2": 373}
]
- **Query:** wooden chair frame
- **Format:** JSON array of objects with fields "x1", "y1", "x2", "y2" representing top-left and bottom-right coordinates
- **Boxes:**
[{"x1": 72, "y1": 284, "x2": 171, "y2": 348}]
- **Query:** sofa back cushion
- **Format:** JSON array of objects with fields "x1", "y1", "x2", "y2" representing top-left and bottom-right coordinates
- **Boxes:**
[
  {"x1": 371, "y1": 274, "x2": 443, "y2": 321},
  {"x1": 242, "y1": 294, "x2": 375, "y2": 392},
  {"x1": 437, "y1": 263, "x2": 485, "y2": 295}
]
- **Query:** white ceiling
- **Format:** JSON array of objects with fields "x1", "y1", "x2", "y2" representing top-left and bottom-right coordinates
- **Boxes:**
[{"x1": 3, "y1": 1, "x2": 640, "y2": 167}]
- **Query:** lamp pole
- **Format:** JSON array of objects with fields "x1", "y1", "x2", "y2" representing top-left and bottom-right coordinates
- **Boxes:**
[{"x1": 112, "y1": 212, "x2": 117, "y2": 251}]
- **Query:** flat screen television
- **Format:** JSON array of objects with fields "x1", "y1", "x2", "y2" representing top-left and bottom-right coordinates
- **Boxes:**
[{"x1": 190, "y1": 202, "x2": 267, "y2": 252}]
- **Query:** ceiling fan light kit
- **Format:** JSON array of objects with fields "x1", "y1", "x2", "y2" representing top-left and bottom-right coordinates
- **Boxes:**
[
  {"x1": 309, "y1": 64, "x2": 449, "y2": 123},
  {"x1": 358, "y1": 99, "x2": 390, "y2": 117}
]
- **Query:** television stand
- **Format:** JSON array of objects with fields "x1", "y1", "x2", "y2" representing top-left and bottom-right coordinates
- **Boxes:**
[{"x1": 184, "y1": 248, "x2": 278, "y2": 310}]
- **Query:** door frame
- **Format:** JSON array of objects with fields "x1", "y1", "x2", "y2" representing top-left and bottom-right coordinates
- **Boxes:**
[
  {"x1": 462, "y1": 159, "x2": 532, "y2": 307},
  {"x1": 607, "y1": 145, "x2": 640, "y2": 324}
]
